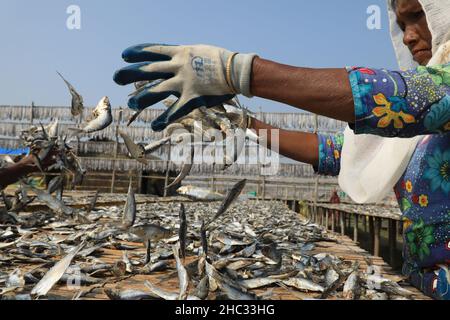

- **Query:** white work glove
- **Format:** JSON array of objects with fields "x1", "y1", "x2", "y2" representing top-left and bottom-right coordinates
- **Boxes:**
[{"x1": 114, "y1": 43, "x2": 258, "y2": 132}]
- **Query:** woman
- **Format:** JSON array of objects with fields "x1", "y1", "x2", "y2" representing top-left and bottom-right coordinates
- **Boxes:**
[{"x1": 114, "y1": 0, "x2": 449, "y2": 299}]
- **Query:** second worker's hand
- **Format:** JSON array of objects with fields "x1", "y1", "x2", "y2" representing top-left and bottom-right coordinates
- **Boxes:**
[{"x1": 113, "y1": 43, "x2": 258, "y2": 132}]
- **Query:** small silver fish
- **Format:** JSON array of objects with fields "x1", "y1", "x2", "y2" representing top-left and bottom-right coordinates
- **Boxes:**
[
  {"x1": 173, "y1": 243, "x2": 189, "y2": 300},
  {"x1": 121, "y1": 180, "x2": 136, "y2": 229},
  {"x1": 177, "y1": 186, "x2": 224, "y2": 201},
  {"x1": 86, "y1": 190, "x2": 99, "y2": 213},
  {"x1": 343, "y1": 271, "x2": 360, "y2": 300},
  {"x1": 22, "y1": 183, "x2": 74, "y2": 217},
  {"x1": 69, "y1": 96, "x2": 112, "y2": 134},
  {"x1": 142, "y1": 136, "x2": 171, "y2": 155},
  {"x1": 104, "y1": 288, "x2": 157, "y2": 300},
  {"x1": 130, "y1": 224, "x2": 172, "y2": 242},
  {"x1": 31, "y1": 241, "x2": 86, "y2": 297},
  {"x1": 206, "y1": 179, "x2": 246, "y2": 229},
  {"x1": 192, "y1": 276, "x2": 209, "y2": 300},
  {"x1": 144, "y1": 261, "x2": 170, "y2": 273},
  {"x1": 47, "y1": 175, "x2": 64, "y2": 195},
  {"x1": 144, "y1": 280, "x2": 200, "y2": 301},
  {"x1": 365, "y1": 274, "x2": 414, "y2": 298},
  {"x1": 57, "y1": 71, "x2": 84, "y2": 117},
  {"x1": 282, "y1": 277, "x2": 325, "y2": 293},
  {"x1": 119, "y1": 129, "x2": 148, "y2": 165},
  {"x1": 130, "y1": 224, "x2": 172, "y2": 265},
  {"x1": 240, "y1": 278, "x2": 279, "y2": 290},
  {"x1": 165, "y1": 133, "x2": 195, "y2": 190},
  {"x1": 178, "y1": 204, "x2": 187, "y2": 260}
]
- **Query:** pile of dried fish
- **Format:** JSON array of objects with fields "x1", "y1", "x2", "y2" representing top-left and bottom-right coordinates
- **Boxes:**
[{"x1": 0, "y1": 179, "x2": 417, "y2": 300}]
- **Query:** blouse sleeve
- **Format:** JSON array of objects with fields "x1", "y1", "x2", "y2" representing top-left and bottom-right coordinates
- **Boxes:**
[
  {"x1": 315, "y1": 133, "x2": 344, "y2": 177},
  {"x1": 348, "y1": 64, "x2": 450, "y2": 137}
]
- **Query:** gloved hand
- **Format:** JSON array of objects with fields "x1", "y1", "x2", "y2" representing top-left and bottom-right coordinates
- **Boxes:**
[{"x1": 113, "y1": 44, "x2": 258, "y2": 132}]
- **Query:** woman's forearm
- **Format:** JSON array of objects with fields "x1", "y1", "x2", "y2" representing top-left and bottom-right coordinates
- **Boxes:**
[
  {"x1": 251, "y1": 57, "x2": 355, "y2": 123},
  {"x1": 249, "y1": 117, "x2": 319, "y2": 166},
  {"x1": 0, "y1": 159, "x2": 36, "y2": 190}
]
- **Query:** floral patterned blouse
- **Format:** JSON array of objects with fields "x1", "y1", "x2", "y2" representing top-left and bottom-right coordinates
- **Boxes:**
[{"x1": 316, "y1": 63, "x2": 450, "y2": 300}]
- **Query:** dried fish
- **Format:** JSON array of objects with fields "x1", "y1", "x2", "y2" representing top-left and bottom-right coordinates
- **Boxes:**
[
  {"x1": 31, "y1": 241, "x2": 86, "y2": 297},
  {"x1": 119, "y1": 129, "x2": 148, "y2": 165},
  {"x1": 240, "y1": 278, "x2": 279, "y2": 290},
  {"x1": 105, "y1": 288, "x2": 157, "y2": 300},
  {"x1": 69, "y1": 97, "x2": 113, "y2": 134},
  {"x1": 22, "y1": 183, "x2": 74, "y2": 217},
  {"x1": 178, "y1": 204, "x2": 187, "y2": 260},
  {"x1": 56, "y1": 71, "x2": 84, "y2": 117},
  {"x1": 173, "y1": 243, "x2": 189, "y2": 300},
  {"x1": 343, "y1": 271, "x2": 360, "y2": 300},
  {"x1": 121, "y1": 180, "x2": 136, "y2": 229},
  {"x1": 206, "y1": 179, "x2": 246, "y2": 229},
  {"x1": 192, "y1": 276, "x2": 209, "y2": 300},
  {"x1": 282, "y1": 277, "x2": 325, "y2": 293},
  {"x1": 177, "y1": 186, "x2": 224, "y2": 201},
  {"x1": 144, "y1": 280, "x2": 200, "y2": 301}
]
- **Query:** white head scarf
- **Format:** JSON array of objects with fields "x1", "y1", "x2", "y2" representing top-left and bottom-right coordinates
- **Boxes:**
[{"x1": 338, "y1": 0, "x2": 450, "y2": 204}]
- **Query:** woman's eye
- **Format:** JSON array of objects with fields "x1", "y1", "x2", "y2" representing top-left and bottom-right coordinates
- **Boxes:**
[{"x1": 413, "y1": 10, "x2": 424, "y2": 19}]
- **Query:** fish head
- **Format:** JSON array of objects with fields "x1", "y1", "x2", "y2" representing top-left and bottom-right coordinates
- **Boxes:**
[{"x1": 96, "y1": 96, "x2": 111, "y2": 112}]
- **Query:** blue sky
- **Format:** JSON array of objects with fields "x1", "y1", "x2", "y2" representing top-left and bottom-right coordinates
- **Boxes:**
[{"x1": 0, "y1": 0, "x2": 399, "y2": 112}]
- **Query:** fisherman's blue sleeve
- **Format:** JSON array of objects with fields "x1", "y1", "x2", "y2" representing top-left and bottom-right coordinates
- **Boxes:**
[
  {"x1": 315, "y1": 133, "x2": 344, "y2": 176},
  {"x1": 347, "y1": 64, "x2": 450, "y2": 137}
]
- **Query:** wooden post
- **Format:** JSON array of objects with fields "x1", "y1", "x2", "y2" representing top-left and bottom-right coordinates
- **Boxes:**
[
  {"x1": 389, "y1": 220, "x2": 397, "y2": 265},
  {"x1": 163, "y1": 143, "x2": 172, "y2": 197},
  {"x1": 325, "y1": 209, "x2": 329, "y2": 230},
  {"x1": 369, "y1": 217, "x2": 375, "y2": 253},
  {"x1": 313, "y1": 113, "x2": 319, "y2": 226},
  {"x1": 285, "y1": 187, "x2": 288, "y2": 206},
  {"x1": 331, "y1": 210, "x2": 335, "y2": 232},
  {"x1": 137, "y1": 169, "x2": 143, "y2": 194},
  {"x1": 262, "y1": 176, "x2": 266, "y2": 201},
  {"x1": 111, "y1": 109, "x2": 123, "y2": 194},
  {"x1": 353, "y1": 214, "x2": 358, "y2": 243},
  {"x1": 374, "y1": 218, "x2": 381, "y2": 257},
  {"x1": 30, "y1": 101, "x2": 35, "y2": 124},
  {"x1": 363, "y1": 216, "x2": 367, "y2": 232},
  {"x1": 347, "y1": 214, "x2": 351, "y2": 230},
  {"x1": 340, "y1": 211, "x2": 345, "y2": 236}
]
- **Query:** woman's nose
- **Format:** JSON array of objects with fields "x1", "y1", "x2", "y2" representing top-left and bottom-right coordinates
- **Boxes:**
[{"x1": 403, "y1": 25, "x2": 420, "y2": 48}]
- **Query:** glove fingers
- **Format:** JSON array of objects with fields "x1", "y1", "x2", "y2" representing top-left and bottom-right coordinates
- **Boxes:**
[
  {"x1": 114, "y1": 62, "x2": 175, "y2": 86},
  {"x1": 128, "y1": 79, "x2": 180, "y2": 111},
  {"x1": 151, "y1": 94, "x2": 235, "y2": 132},
  {"x1": 122, "y1": 43, "x2": 178, "y2": 63}
]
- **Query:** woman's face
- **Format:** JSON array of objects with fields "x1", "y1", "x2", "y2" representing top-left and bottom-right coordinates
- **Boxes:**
[{"x1": 395, "y1": 0, "x2": 433, "y2": 66}]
